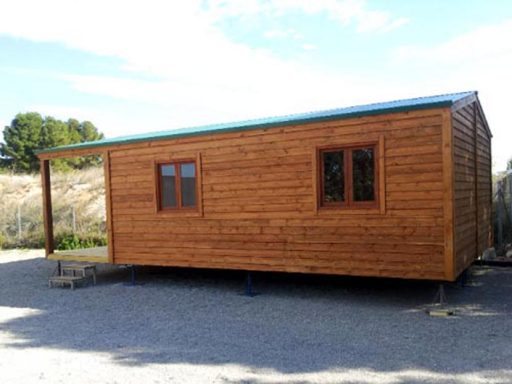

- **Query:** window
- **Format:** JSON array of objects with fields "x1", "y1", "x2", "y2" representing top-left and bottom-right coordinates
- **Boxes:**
[
  {"x1": 319, "y1": 144, "x2": 378, "y2": 208},
  {"x1": 157, "y1": 160, "x2": 197, "y2": 210}
]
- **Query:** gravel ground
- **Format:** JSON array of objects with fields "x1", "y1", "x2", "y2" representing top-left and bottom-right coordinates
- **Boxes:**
[{"x1": 0, "y1": 250, "x2": 511, "y2": 384}]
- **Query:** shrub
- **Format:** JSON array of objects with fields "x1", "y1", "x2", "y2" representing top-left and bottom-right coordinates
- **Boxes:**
[
  {"x1": 0, "y1": 232, "x2": 6, "y2": 249},
  {"x1": 55, "y1": 232, "x2": 107, "y2": 250},
  {"x1": 0, "y1": 167, "x2": 107, "y2": 250},
  {"x1": 56, "y1": 233, "x2": 81, "y2": 250}
]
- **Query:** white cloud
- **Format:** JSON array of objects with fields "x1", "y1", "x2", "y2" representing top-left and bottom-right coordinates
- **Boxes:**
[
  {"x1": 302, "y1": 44, "x2": 317, "y2": 51},
  {"x1": 394, "y1": 20, "x2": 512, "y2": 65},
  {"x1": 0, "y1": 1, "x2": 410, "y2": 132},
  {"x1": 0, "y1": 1, "x2": 408, "y2": 115},
  {"x1": 358, "y1": 14, "x2": 409, "y2": 33},
  {"x1": 25, "y1": 104, "x2": 148, "y2": 136},
  {"x1": 0, "y1": 2, "x2": 302, "y2": 88},
  {"x1": 1, "y1": 1, "x2": 510, "y2": 172},
  {"x1": 392, "y1": 19, "x2": 512, "y2": 171},
  {"x1": 263, "y1": 28, "x2": 302, "y2": 40},
  {"x1": 59, "y1": 70, "x2": 396, "y2": 130},
  {"x1": 206, "y1": 0, "x2": 409, "y2": 34}
]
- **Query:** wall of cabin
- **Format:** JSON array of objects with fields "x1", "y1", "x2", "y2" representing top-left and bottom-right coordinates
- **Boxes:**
[
  {"x1": 106, "y1": 108, "x2": 449, "y2": 280},
  {"x1": 452, "y1": 102, "x2": 492, "y2": 277}
]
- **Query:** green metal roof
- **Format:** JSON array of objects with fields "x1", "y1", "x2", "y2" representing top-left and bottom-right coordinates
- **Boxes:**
[{"x1": 36, "y1": 91, "x2": 476, "y2": 155}]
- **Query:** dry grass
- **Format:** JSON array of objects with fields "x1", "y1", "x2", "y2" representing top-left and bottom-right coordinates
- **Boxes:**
[{"x1": 0, "y1": 167, "x2": 106, "y2": 248}]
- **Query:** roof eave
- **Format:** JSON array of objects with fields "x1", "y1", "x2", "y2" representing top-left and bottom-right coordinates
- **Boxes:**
[
  {"x1": 450, "y1": 92, "x2": 493, "y2": 139},
  {"x1": 35, "y1": 100, "x2": 454, "y2": 157},
  {"x1": 450, "y1": 92, "x2": 478, "y2": 112}
]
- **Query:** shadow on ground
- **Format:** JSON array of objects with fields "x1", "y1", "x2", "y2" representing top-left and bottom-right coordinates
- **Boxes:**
[{"x1": 0, "y1": 252, "x2": 511, "y2": 382}]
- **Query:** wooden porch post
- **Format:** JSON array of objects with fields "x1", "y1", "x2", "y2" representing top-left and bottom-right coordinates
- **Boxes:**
[
  {"x1": 40, "y1": 159, "x2": 54, "y2": 257},
  {"x1": 103, "y1": 151, "x2": 115, "y2": 264}
]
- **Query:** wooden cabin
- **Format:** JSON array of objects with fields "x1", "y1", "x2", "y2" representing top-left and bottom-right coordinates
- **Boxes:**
[{"x1": 37, "y1": 91, "x2": 492, "y2": 281}]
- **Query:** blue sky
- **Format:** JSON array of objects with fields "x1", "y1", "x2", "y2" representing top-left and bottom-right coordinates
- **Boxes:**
[{"x1": 1, "y1": 0, "x2": 511, "y2": 170}]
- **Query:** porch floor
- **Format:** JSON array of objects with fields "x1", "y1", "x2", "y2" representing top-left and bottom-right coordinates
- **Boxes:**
[{"x1": 48, "y1": 246, "x2": 109, "y2": 263}]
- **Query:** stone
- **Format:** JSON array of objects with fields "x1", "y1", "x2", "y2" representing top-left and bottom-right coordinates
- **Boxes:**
[{"x1": 482, "y1": 247, "x2": 496, "y2": 260}]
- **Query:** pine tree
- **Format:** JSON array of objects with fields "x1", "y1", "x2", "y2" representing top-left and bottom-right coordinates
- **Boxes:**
[
  {"x1": 1, "y1": 112, "x2": 105, "y2": 173},
  {"x1": 1, "y1": 112, "x2": 43, "y2": 172}
]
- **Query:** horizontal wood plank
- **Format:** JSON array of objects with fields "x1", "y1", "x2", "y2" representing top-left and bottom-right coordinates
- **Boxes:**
[{"x1": 81, "y1": 107, "x2": 454, "y2": 280}]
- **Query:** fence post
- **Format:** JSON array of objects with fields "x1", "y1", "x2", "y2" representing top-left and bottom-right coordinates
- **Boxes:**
[
  {"x1": 17, "y1": 204, "x2": 22, "y2": 240},
  {"x1": 497, "y1": 180, "x2": 504, "y2": 250},
  {"x1": 497, "y1": 207, "x2": 503, "y2": 250},
  {"x1": 508, "y1": 174, "x2": 512, "y2": 224},
  {"x1": 72, "y1": 206, "x2": 76, "y2": 233}
]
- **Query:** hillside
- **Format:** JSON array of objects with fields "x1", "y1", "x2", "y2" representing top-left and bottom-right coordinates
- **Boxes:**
[{"x1": 0, "y1": 167, "x2": 106, "y2": 249}]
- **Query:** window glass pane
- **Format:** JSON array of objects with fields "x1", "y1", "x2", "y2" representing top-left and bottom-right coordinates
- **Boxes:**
[
  {"x1": 322, "y1": 151, "x2": 344, "y2": 203},
  {"x1": 160, "y1": 164, "x2": 176, "y2": 208},
  {"x1": 352, "y1": 148, "x2": 375, "y2": 201},
  {"x1": 180, "y1": 163, "x2": 196, "y2": 207}
]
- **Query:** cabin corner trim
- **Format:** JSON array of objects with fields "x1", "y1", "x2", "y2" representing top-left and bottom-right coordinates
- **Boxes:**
[{"x1": 442, "y1": 109, "x2": 455, "y2": 281}]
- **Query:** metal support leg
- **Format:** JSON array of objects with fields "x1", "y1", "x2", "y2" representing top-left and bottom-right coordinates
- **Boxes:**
[
  {"x1": 57, "y1": 261, "x2": 62, "y2": 276},
  {"x1": 245, "y1": 273, "x2": 252, "y2": 296},
  {"x1": 244, "y1": 272, "x2": 258, "y2": 297},
  {"x1": 459, "y1": 269, "x2": 469, "y2": 287},
  {"x1": 427, "y1": 283, "x2": 454, "y2": 316},
  {"x1": 123, "y1": 264, "x2": 142, "y2": 286},
  {"x1": 433, "y1": 283, "x2": 447, "y2": 306},
  {"x1": 131, "y1": 265, "x2": 136, "y2": 286}
]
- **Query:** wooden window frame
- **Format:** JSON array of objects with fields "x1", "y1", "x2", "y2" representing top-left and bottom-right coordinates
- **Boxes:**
[
  {"x1": 316, "y1": 141, "x2": 380, "y2": 211},
  {"x1": 154, "y1": 154, "x2": 203, "y2": 216}
]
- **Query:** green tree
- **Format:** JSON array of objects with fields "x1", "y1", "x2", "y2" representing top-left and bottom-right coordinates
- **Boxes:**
[
  {"x1": 41, "y1": 117, "x2": 71, "y2": 148},
  {"x1": 1, "y1": 112, "x2": 43, "y2": 172},
  {"x1": 1, "y1": 112, "x2": 104, "y2": 173},
  {"x1": 66, "y1": 118, "x2": 82, "y2": 143},
  {"x1": 71, "y1": 119, "x2": 104, "y2": 168},
  {"x1": 41, "y1": 117, "x2": 75, "y2": 172},
  {"x1": 78, "y1": 120, "x2": 104, "y2": 142}
]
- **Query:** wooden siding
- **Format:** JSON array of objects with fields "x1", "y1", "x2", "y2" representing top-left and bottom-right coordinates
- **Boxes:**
[
  {"x1": 102, "y1": 108, "x2": 448, "y2": 280},
  {"x1": 476, "y1": 105, "x2": 492, "y2": 255},
  {"x1": 452, "y1": 102, "x2": 492, "y2": 277}
]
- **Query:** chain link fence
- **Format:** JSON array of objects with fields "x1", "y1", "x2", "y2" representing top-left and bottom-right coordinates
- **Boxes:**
[
  {"x1": 494, "y1": 170, "x2": 512, "y2": 255},
  {"x1": 0, "y1": 168, "x2": 107, "y2": 250},
  {"x1": 0, "y1": 199, "x2": 107, "y2": 249}
]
